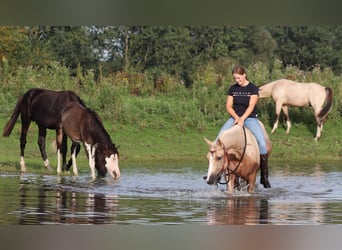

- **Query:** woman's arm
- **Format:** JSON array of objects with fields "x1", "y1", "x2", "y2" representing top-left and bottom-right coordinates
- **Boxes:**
[
  {"x1": 226, "y1": 94, "x2": 258, "y2": 126},
  {"x1": 226, "y1": 95, "x2": 239, "y2": 120},
  {"x1": 240, "y1": 94, "x2": 258, "y2": 122}
]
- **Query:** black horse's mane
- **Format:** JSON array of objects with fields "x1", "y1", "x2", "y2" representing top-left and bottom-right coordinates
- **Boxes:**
[{"x1": 87, "y1": 107, "x2": 119, "y2": 156}]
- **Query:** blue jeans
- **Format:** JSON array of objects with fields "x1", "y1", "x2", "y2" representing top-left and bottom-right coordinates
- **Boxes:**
[{"x1": 216, "y1": 117, "x2": 267, "y2": 154}]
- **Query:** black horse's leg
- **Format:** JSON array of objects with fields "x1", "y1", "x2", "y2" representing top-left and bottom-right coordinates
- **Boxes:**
[
  {"x1": 61, "y1": 134, "x2": 68, "y2": 172},
  {"x1": 55, "y1": 128, "x2": 65, "y2": 175},
  {"x1": 38, "y1": 127, "x2": 52, "y2": 171},
  {"x1": 19, "y1": 118, "x2": 31, "y2": 172},
  {"x1": 66, "y1": 142, "x2": 80, "y2": 172}
]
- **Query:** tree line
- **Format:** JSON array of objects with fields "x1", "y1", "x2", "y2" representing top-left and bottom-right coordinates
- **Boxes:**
[{"x1": 1, "y1": 26, "x2": 341, "y2": 86}]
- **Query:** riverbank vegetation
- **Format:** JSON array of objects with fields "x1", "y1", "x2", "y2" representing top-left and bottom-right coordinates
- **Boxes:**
[
  {"x1": 1, "y1": 60, "x2": 342, "y2": 171},
  {"x1": 0, "y1": 26, "x2": 342, "y2": 173}
]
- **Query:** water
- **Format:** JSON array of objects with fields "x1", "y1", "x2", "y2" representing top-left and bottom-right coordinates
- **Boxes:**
[{"x1": 0, "y1": 164, "x2": 341, "y2": 225}]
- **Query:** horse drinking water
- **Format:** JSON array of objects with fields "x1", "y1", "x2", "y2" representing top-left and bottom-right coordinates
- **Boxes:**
[
  {"x1": 259, "y1": 79, "x2": 333, "y2": 140},
  {"x1": 2, "y1": 88, "x2": 84, "y2": 174},
  {"x1": 59, "y1": 102, "x2": 120, "y2": 179},
  {"x1": 205, "y1": 121, "x2": 271, "y2": 193}
]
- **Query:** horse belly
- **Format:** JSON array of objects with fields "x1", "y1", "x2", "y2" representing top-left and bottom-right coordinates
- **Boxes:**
[
  {"x1": 32, "y1": 115, "x2": 59, "y2": 130},
  {"x1": 273, "y1": 84, "x2": 309, "y2": 106},
  {"x1": 62, "y1": 121, "x2": 81, "y2": 142}
]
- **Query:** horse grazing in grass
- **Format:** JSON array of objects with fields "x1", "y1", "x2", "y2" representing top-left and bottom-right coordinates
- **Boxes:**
[
  {"x1": 2, "y1": 88, "x2": 84, "y2": 173},
  {"x1": 204, "y1": 121, "x2": 271, "y2": 193},
  {"x1": 60, "y1": 102, "x2": 120, "y2": 179},
  {"x1": 259, "y1": 79, "x2": 333, "y2": 140}
]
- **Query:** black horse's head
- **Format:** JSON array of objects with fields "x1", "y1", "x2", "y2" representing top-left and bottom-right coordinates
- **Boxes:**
[{"x1": 95, "y1": 144, "x2": 120, "y2": 179}]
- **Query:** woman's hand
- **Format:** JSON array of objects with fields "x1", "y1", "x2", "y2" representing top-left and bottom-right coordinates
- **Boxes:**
[{"x1": 233, "y1": 117, "x2": 245, "y2": 127}]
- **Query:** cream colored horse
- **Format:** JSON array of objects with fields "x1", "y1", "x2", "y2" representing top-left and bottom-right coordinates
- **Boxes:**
[
  {"x1": 259, "y1": 79, "x2": 333, "y2": 140},
  {"x1": 205, "y1": 121, "x2": 271, "y2": 193}
]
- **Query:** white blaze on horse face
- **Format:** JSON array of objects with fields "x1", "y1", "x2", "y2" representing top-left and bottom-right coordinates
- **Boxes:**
[
  {"x1": 105, "y1": 153, "x2": 120, "y2": 179},
  {"x1": 206, "y1": 145, "x2": 226, "y2": 184},
  {"x1": 206, "y1": 151, "x2": 216, "y2": 183}
]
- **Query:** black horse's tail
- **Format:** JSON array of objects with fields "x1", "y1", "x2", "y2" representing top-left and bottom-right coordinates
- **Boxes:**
[
  {"x1": 318, "y1": 87, "x2": 333, "y2": 125},
  {"x1": 2, "y1": 95, "x2": 23, "y2": 137}
]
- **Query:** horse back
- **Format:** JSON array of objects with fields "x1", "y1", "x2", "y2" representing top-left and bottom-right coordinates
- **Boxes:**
[
  {"x1": 26, "y1": 88, "x2": 83, "y2": 128},
  {"x1": 62, "y1": 103, "x2": 105, "y2": 145}
]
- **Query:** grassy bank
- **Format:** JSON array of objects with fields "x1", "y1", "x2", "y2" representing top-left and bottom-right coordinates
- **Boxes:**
[
  {"x1": 1, "y1": 113, "x2": 341, "y2": 175},
  {"x1": 0, "y1": 62, "x2": 342, "y2": 174}
]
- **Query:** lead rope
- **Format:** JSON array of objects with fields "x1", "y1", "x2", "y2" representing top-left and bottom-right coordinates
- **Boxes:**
[{"x1": 218, "y1": 126, "x2": 247, "y2": 185}]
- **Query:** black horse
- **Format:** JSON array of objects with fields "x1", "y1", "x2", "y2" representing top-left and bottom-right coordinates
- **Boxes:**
[
  {"x1": 60, "y1": 102, "x2": 120, "y2": 179},
  {"x1": 2, "y1": 88, "x2": 84, "y2": 174}
]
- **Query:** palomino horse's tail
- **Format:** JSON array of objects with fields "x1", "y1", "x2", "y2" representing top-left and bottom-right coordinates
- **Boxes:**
[
  {"x1": 2, "y1": 95, "x2": 23, "y2": 137},
  {"x1": 317, "y1": 87, "x2": 333, "y2": 125}
]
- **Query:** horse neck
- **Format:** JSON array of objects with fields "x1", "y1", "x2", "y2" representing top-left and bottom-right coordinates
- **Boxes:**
[
  {"x1": 259, "y1": 80, "x2": 279, "y2": 98},
  {"x1": 93, "y1": 126, "x2": 112, "y2": 148},
  {"x1": 91, "y1": 122, "x2": 115, "y2": 155},
  {"x1": 219, "y1": 126, "x2": 245, "y2": 153}
]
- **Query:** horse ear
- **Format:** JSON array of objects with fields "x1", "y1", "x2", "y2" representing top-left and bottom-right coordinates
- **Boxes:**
[
  {"x1": 216, "y1": 139, "x2": 223, "y2": 147},
  {"x1": 204, "y1": 137, "x2": 212, "y2": 146}
]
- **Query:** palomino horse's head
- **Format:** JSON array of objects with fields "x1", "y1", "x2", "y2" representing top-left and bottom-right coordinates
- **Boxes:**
[
  {"x1": 95, "y1": 144, "x2": 120, "y2": 179},
  {"x1": 204, "y1": 138, "x2": 228, "y2": 185}
]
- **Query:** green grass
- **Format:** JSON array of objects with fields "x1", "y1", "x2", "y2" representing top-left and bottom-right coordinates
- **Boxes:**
[
  {"x1": 1, "y1": 61, "x2": 342, "y2": 176},
  {"x1": 1, "y1": 111, "x2": 342, "y2": 175}
]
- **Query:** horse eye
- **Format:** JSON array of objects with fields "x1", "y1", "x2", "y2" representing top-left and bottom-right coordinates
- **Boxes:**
[{"x1": 217, "y1": 157, "x2": 222, "y2": 161}]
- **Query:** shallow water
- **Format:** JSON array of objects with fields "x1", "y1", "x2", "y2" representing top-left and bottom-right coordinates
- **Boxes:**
[{"x1": 0, "y1": 164, "x2": 341, "y2": 225}]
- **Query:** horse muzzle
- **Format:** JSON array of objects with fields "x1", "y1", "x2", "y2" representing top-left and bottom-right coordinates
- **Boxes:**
[
  {"x1": 107, "y1": 169, "x2": 120, "y2": 179},
  {"x1": 205, "y1": 174, "x2": 221, "y2": 185},
  {"x1": 112, "y1": 170, "x2": 120, "y2": 179}
]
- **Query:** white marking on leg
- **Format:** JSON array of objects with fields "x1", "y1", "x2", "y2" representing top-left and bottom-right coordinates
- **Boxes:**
[
  {"x1": 286, "y1": 120, "x2": 291, "y2": 134},
  {"x1": 44, "y1": 158, "x2": 52, "y2": 171},
  {"x1": 72, "y1": 149, "x2": 78, "y2": 176},
  {"x1": 20, "y1": 156, "x2": 26, "y2": 172},
  {"x1": 56, "y1": 149, "x2": 61, "y2": 175},
  {"x1": 271, "y1": 120, "x2": 278, "y2": 133},
  {"x1": 85, "y1": 143, "x2": 96, "y2": 179},
  {"x1": 315, "y1": 124, "x2": 322, "y2": 141}
]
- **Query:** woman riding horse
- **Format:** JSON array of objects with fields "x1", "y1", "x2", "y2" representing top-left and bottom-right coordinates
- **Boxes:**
[{"x1": 216, "y1": 65, "x2": 271, "y2": 188}]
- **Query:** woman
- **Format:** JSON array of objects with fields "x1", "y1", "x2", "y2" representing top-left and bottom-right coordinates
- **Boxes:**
[{"x1": 216, "y1": 65, "x2": 271, "y2": 188}]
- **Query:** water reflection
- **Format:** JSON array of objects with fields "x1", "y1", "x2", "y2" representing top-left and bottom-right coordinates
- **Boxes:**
[
  {"x1": 1, "y1": 167, "x2": 341, "y2": 225},
  {"x1": 18, "y1": 181, "x2": 119, "y2": 224},
  {"x1": 207, "y1": 197, "x2": 269, "y2": 225}
]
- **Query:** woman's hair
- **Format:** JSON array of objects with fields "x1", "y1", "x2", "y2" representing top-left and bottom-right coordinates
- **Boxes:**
[{"x1": 232, "y1": 65, "x2": 247, "y2": 75}]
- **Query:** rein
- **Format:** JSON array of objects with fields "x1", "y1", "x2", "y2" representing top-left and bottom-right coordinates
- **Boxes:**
[{"x1": 218, "y1": 126, "x2": 247, "y2": 185}]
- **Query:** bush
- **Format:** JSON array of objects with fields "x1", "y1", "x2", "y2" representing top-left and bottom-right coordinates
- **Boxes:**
[{"x1": 0, "y1": 60, "x2": 341, "y2": 133}]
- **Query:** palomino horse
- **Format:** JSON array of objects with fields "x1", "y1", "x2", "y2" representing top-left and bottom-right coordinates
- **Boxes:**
[
  {"x1": 2, "y1": 88, "x2": 84, "y2": 173},
  {"x1": 205, "y1": 121, "x2": 271, "y2": 193},
  {"x1": 259, "y1": 79, "x2": 333, "y2": 140},
  {"x1": 60, "y1": 102, "x2": 120, "y2": 179}
]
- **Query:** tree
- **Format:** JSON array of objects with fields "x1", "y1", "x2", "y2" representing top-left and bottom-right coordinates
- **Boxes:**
[
  {"x1": 268, "y1": 26, "x2": 341, "y2": 72},
  {"x1": 252, "y1": 27, "x2": 277, "y2": 65},
  {"x1": 0, "y1": 27, "x2": 32, "y2": 68}
]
